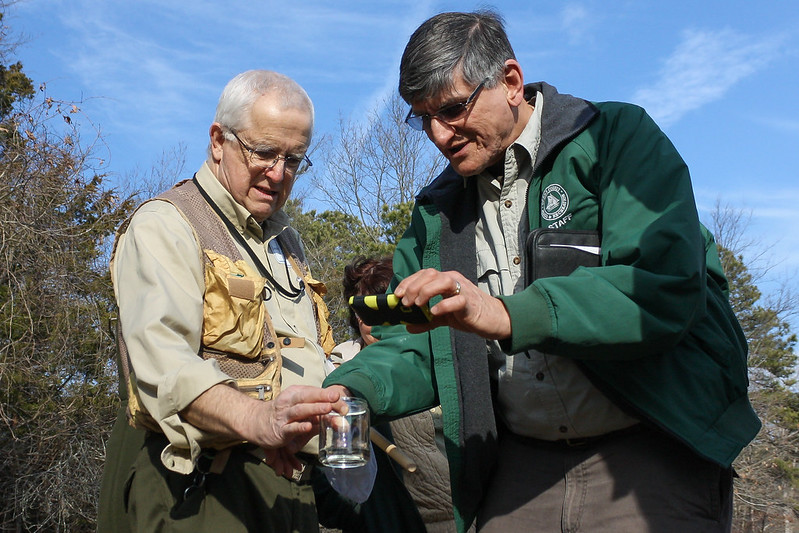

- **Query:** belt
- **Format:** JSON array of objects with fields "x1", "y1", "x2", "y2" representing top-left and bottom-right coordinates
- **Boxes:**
[
  {"x1": 186, "y1": 447, "x2": 315, "y2": 500},
  {"x1": 145, "y1": 432, "x2": 316, "y2": 484},
  {"x1": 290, "y1": 452, "x2": 316, "y2": 484},
  {"x1": 510, "y1": 424, "x2": 645, "y2": 449},
  {"x1": 242, "y1": 445, "x2": 316, "y2": 484}
]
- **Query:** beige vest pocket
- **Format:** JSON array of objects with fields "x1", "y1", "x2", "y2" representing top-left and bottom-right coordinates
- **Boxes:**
[{"x1": 202, "y1": 250, "x2": 266, "y2": 360}]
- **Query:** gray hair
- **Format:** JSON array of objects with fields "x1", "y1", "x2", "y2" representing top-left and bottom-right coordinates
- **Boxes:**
[
  {"x1": 399, "y1": 10, "x2": 515, "y2": 104},
  {"x1": 213, "y1": 70, "x2": 314, "y2": 138}
]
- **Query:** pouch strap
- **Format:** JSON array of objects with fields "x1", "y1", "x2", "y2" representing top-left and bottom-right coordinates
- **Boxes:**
[{"x1": 277, "y1": 336, "x2": 306, "y2": 349}]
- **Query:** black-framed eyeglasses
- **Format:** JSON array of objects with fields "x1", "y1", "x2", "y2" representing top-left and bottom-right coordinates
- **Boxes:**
[
  {"x1": 404, "y1": 77, "x2": 491, "y2": 131},
  {"x1": 227, "y1": 129, "x2": 312, "y2": 175}
]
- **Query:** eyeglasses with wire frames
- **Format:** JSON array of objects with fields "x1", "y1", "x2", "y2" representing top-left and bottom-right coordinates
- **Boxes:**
[
  {"x1": 404, "y1": 77, "x2": 491, "y2": 131},
  {"x1": 226, "y1": 129, "x2": 312, "y2": 175}
]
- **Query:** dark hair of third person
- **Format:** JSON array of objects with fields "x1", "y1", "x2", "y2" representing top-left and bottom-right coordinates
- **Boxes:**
[{"x1": 343, "y1": 256, "x2": 393, "y2": 333}]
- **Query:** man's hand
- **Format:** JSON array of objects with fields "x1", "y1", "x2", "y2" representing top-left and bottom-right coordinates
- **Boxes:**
[
  {"x1": 324, "y1": 384, "x2": 353, "y2": 401},
  {"x1": 253, "y1": 385, "x2": 347, "y2": 450},
  {"x1": 393, "y1": 268, "x2": 512, "y2": 340},
  {"x1": 259, "y1": 385, "x2": 354, "y2": 477},
  {"x1": 182, "y1": 383, "x2": 348, "y2": 461}
]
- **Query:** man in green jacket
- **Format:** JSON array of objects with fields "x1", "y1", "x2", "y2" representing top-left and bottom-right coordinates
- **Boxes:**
[{"x1": 325, "y1": 10, "x2": 760, "y2": 533}]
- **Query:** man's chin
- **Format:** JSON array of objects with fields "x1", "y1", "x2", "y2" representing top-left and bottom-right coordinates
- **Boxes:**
[
  {"x1": 250, "y1": 204, "x2": 277, "y2": 224},
  {"x1": 449, "y1": 160, "x2": 485, "y2": 177}
]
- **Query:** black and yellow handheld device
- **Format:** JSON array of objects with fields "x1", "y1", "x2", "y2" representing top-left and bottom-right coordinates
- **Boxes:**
[{"x1": 348, "y1": 294, "x2": 432, "y2": 326}]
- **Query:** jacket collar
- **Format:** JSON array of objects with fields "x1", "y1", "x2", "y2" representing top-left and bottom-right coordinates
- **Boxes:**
[{"x1": 525, "y1": 82, "x2": 598, "y2": 175}]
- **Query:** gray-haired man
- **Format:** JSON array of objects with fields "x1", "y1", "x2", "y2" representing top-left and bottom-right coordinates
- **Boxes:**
[
  {"x1": 99, "y1": 70, "x2": 346, "y2": 532},
  {"x1": 325, "y1": 11, "x2": 759, "y2": 533}
]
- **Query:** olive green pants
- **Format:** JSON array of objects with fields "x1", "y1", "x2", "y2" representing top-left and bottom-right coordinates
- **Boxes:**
[
  {"x1": 97, "y1": 406, "x2": 146, "y2": 533},
  {"x1": 122, "y1": 433, "x2": 318, "y2": 533}
]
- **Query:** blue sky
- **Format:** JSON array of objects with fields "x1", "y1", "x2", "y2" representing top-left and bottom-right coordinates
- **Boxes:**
[{"x1": 8, "y1": 0, "x2": 799, "y2": 297}]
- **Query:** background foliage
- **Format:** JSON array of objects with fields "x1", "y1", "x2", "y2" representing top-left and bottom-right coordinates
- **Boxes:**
[{"x1": 0, "y1": 9, "x2": 135, "y2": 529}]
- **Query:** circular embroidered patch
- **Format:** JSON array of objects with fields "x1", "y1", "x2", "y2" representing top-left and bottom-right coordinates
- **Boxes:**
[{"x1": 541, "y1": 184, "x2": 569, "y2": 221}]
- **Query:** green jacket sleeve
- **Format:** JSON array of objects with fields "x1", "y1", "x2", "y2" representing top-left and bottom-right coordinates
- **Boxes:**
[
  {"x1": 323, "y1": 206, "x2": 439, "y2": 421},
  {"x1": 502, "y1": 103, "x2": 709, "y2": 360}
]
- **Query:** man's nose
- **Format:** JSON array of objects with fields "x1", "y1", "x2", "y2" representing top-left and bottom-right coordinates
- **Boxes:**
[
  {"x1": 426, "y1": 117, "x2": 456, "y2": 146},
  {"x1": 263, "y1": 159, "x2": 288, "y2": 181}
]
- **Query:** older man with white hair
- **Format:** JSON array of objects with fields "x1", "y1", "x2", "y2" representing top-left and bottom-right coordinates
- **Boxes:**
[{"x1": 98, "y1": 69, "x2": 346, "y2": 532}]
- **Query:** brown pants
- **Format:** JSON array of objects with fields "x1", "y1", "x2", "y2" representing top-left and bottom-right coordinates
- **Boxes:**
[{"x1": 478, "y1": 426, "x2": 732, "y2": 533}]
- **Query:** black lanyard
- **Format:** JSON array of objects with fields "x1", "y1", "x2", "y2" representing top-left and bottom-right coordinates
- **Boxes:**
[{"x1": 192, "y1": 176, "x2": 305, "y2": 299}]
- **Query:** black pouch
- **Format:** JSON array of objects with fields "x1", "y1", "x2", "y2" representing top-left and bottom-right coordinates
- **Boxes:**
[{"x1": 525, "y1": 228, "x2": 601, "y2": 285}]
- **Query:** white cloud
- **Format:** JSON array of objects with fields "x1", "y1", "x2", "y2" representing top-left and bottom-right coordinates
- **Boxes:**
[
  {"x1": 751, "y1": 116, "x2": 799, "y2": 134},
  {"x1": 632, "y1": 28, "x2": 782, "y2": 127},
  {"x1": 16, "y1": 0, "x2": 436, "y2": 177},
  {"x1": 560, "y1": 4, "x2": 593, "y2": 46},
  {"x1": 53, "y1": 4, "x2": 220, "y2": 134},
  {"x1": 42, "y1": 1, "x2": 422, "y2": 148}
]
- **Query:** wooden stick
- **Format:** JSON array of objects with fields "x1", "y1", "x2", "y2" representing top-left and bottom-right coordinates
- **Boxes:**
[{"x1": 370, "y1": 427, "x2": 418, "y2": 473}]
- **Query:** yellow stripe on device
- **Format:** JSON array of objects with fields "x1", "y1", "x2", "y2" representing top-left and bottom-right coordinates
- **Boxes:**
[{"x1": 349, "y1": 294, "x2": 432, "y2": 326}]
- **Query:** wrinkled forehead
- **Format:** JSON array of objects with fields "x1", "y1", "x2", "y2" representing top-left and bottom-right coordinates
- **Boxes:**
[
  {"x1": 239, "y1": 90, "x2": 313, "y2": 133},
  {"x1": 410, "y1": 73, "x2": 472, "y2": 112},
  {"x1": 246, "y1": 97, "x2": 313, "y2": 149}
]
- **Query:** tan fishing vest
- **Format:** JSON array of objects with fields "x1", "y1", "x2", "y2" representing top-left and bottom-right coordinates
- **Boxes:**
[{"x1": 111, "y1": 178, "x2": 334, "y2": 432}]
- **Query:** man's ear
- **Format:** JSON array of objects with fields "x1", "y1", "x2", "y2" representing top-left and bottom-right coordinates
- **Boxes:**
[
  {"x1": 209, "y1": 123, "x2": 226, "y2": 162},
  {"x1": 501, "y1": 59, "x2": 526, "y2": 107}
]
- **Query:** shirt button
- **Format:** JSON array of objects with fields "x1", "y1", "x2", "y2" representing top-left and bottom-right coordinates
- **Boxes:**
[
  {"x1": 559, "y1": 425, "x2": 568, "y2": 434},
  {"x1": 535, "y1": 372, "x2": 545, "y2": 381},
  {"x1": 504, "y1": 200, "x2": 513, "y2": 208},
  {"x1": 513, "y1": 256, "x2": 521, "y2": 265}
]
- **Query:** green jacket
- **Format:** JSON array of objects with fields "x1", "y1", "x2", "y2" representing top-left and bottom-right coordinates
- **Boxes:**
[{"x1": 324, "y1": 82, "x2": 761, "y2": 532}]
